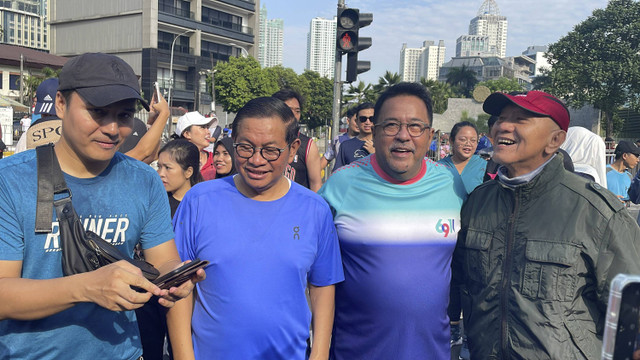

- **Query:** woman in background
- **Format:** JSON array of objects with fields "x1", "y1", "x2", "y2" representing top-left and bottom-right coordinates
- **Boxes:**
[
  {"x1": 439, "y1": 121, "x2": 487, "y2": 195},
  {"x1": 157, "y1": 139, "x2": 204, "y2": 217},
  {"x1": 173, "y1": 111, "x2": 217, "y2": 180},
  {"x1": 438, "y1": 121, "x2": 487, "y2": 360},
  {"x1": 213, "y1": 137, "x2": 237, "y2": 179}
]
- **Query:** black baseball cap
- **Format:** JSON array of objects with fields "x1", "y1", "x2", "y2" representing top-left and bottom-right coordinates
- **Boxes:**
[
  {"x1": 58, "y1": 53, "x2": 149, "y2": 111},
  {"x1": 615, "y1": 140, "x2": 640, "y2": 156}
]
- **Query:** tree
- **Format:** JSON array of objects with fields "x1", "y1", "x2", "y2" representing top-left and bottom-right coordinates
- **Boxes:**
[
  {"x1": 531, "y1": 68, "x2": 553, "y2": 92},
  {"x1": 373, "y1": 71, "x2": 401, "y2": 95},
  {"x1": 264, "y1": 65, "x2": 301, "y2": 91},
  {"x1": 298, "y1": 70, "x2": 333, "y2": 130},
  {"x1": 445, "y1": 65, "x2": 478, "y2": 98},
  {"x1": 421, "y1": 78, "x2": 455, "y2": 114},
  {"x1": 214, "y1": 56, "x2": 278, "y2": 113},
  {"x1": 476, "y1": 77, "x2": 525, "y2": 93},
  {"x1": 343, "y1": 81, "x2": 376, "y2": 106},
  {"x1": 20, "y1": 67, "x2": 61, "y2": 105},
  {"x1": 546, "y1": 0, "x2": 640, "y2": 137}
]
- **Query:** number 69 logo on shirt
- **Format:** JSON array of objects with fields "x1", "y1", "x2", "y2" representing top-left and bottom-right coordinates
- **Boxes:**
[{"x1": 436, "y1": 219, "x2": 456, "y2": 238}]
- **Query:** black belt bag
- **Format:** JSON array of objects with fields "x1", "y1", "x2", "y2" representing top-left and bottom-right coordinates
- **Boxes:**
[{"x1": 35, "y1": 144, "x2": 159, "y2": 281}]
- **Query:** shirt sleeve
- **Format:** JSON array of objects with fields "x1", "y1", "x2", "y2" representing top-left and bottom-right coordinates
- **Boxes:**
[
  {"x1": 307, "y1": 203, "x2": 344, "y2": 287},
  {"x1": 172, "y1": 190, "x2": 198, "y2": 261},
  {"x1": 140, "y1": 172, "x2": 174, "y2": 249},
  {"x1": 595, "y1": 209, "x2": 640, "y2": 307}
]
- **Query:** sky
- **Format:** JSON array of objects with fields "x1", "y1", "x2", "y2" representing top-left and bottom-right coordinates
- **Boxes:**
[{"x1": 261, "y1": 0, "x2": 610, "y2": 84}]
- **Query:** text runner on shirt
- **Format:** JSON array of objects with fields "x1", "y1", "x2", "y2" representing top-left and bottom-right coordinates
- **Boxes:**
[
  {"x1": 0, "y1": 52, "x2": 205, "y2": 360},
  {"x1": 319, "y1": 82, "x2": 466, "y2": 359},
  {"x1": 173, "y1": 96, "x2": 344, "y2": 359}
]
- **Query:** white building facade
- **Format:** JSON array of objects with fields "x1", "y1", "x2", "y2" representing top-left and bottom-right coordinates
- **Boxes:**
[
  {"x1": 400, "y1": 40, "x2": 445, "y2": 82},
  {"x1": 306, "y1": 17, "x2": 336, "y2": 78},
  {"x1": 0, "y1": 0, "x2": 50, "y2": 51},
  {"x1": 468, "y1": 0, "x2": 507, "y2": 58}
]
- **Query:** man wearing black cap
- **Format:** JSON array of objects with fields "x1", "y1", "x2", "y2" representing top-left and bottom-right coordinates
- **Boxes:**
[
  {"x1": 0, "y1": 53, "x2": 203, "y2": 360},
  {"x1": 606, "y1": 140, "x2": 640, "y2": 201},
  {"x1": 453, "y1": 91, "x2": 640, "y2": 359}
]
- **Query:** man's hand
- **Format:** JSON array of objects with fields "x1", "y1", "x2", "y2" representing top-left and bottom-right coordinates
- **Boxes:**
[
  {"x1": 156, "y1": 261, "x2": 206, "y2": 309},
  {"x1": 81, "y1": 260, "x2": 166, "y2": 312},
  {"x1": 148, "y1": 90, "x2": 169, "y2": 126},
  {"x1": 363, "y1": 139, "x2": 375, "y2": 154}
]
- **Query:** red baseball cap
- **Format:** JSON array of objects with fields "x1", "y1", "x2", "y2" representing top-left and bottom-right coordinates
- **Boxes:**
[{"x1": 483, "y1": 91, "x2": 570, "y2": 131}]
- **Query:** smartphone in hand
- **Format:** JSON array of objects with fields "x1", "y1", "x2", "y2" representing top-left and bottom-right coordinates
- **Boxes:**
[
  {"x1": 602, "y1": 274, "x2": 640, "y2": 360},
  {"x1": 152, "y1": 259, "x2": 208, "y2": 290}
]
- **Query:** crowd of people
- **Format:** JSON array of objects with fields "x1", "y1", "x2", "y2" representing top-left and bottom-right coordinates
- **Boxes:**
[{"x1": 1, "y1": 51, "x2": 640, "y2": 360}]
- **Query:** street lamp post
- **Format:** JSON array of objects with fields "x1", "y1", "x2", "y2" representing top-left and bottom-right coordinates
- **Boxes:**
[
  {"x1": 168, "y1": 29, "x2": 195, "y2": 109},
  {"x1": 228, "y1": 42, "x2": 249, "y2": 58}
]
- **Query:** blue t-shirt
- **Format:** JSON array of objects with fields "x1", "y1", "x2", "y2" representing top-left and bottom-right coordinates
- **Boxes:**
[
  {"x1": 173, "y1": 176, "x2": 344, "y2": 359},
  {"x1": 319, "y1": 155, "x2": 465, "y2": 360},
  {"x1": 438, "y1": 154, "x2": 488, "y2": 196},
  {"x1": 0, "y1": 150, "x2": 174, "y2": 360},
  {"x1": 333, "y1": 137, "x2": 368, "y2": 172},
  {"x1": 606, "y1": 164, "x2": 633, "y2": 200}
]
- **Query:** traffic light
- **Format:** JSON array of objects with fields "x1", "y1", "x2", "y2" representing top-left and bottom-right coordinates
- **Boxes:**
[{"x1": 336, "y1": 8, "x2": 373, "y2": 83}]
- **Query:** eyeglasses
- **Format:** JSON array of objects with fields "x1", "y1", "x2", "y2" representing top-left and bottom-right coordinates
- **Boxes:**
[
  {"x1": 233, "y1": 143, "x2": 286, "y2": 161},
  {"x1": 358, "y1": 116, "x2": 374, "y2": 123},
  {"x1": 377, "y1": 121, "x2": 430, "y2": 137}
]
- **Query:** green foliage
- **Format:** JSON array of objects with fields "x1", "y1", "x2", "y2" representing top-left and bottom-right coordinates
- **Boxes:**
[
  {"x1": 477, "y1": 77, "x2": 525, "y2": 93},
  {"x1": 214, "y1": 56, "x2": 278, "y2": 113},
  {"x1": 421, "y1": 78, "x2": 456, "y2": 114},
  {"x1": 459, "y1": 111, "x2": 490, "y2": 134},
  {"x1": 20, "y1": 67, "x2": 61, "y2": 105},
  {"x1": 343, "y1": 81, "x2": 376, "y2": 106},
  {"x1": 445, "y1": 65, "x2": 478, "y2": 98},
  {"x1": 531, "y1": 68, "x2": 552, "y2": 91},
  {"x1": 373, "y1": 71, "x2": 401, "y2": 95},
  {"x1": 546, "y1": 0, "x2": 640, "y2": 137},
  {"x1": 298, "y1": 70, "x2": 333, "y2": 129},
  {"x1": 264, "y1": 65, "x2": 301, "y2": 91}
]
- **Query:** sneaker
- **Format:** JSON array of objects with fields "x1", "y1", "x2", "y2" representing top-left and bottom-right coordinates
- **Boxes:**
[
  {"x1": 458, "y1": 336, "x2": 470, "y2": 360},
  {"x1": 450, "y1": 323, "x2": 463, "y2": 347}
]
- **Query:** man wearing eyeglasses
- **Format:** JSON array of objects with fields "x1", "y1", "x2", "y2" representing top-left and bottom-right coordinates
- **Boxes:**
[
  {"x1": 332, "y1": 102, "x2": 376, "y2": 171},
  {"x1": 172, "y1": 96, "x2": 344, "y2": 359},
  {"x1": 319, "y1": 83, "x2": 465, "y2": 359}
]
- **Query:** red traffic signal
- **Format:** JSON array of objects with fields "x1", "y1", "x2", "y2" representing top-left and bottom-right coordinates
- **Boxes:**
[{"x1": 339, "y1": 31, "x2": 357, "y2": 52}]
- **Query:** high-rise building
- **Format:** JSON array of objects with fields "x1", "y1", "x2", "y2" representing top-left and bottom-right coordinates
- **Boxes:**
[
  {"x1": 50, "y1": 0, "x2": 259, "y2": 115},
  {"x1": 399, "y1": 43, "x2": 423, "y2": 82},
  {"x1": 468, "y1": 0, "x2": 507, "y2": 57},
  {"x1": 306, "y1": 17, "x2": 336, "y2": 78},
  {"x1": 456, "y1": 35, "x2": 492, "y2": 57},
  {"x1": 0, "y1": 0, "x2": 50, "y2": 51},
  {"x1": 258, "y1": 5, "x2": 283, "y2": 68},
  {"x1": 400, "y1": 40, "x2": 445, "y2": 82},
  {"x1": 419, "y1": 40, "x2": 446, "y2": 81}
]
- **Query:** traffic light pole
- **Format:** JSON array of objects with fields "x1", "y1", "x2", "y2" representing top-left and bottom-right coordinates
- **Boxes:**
[{"x1": 329, "y1": 0, "x2": 346, "y2": 176}]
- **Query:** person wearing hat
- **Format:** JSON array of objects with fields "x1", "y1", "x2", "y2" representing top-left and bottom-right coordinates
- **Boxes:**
[
  {"x1": 452, "y1": 91, "x2": 640, "y2": 359},
  {"x1": 606, "y1": 140, "x2": 640, "y2": 201},
  {"x1": 14, "y1": 78, "x2": 62, "y2": 153},
  {"x1": 173, "y1": 111, "x2": 217, "y2": 180},
  {"x1": 0, "y1": 53, "x2": 204, "y2": 360}
]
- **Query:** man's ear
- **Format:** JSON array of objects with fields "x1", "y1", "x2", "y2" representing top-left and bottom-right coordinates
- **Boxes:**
[
  {"x1": 55, "y1": 91, "x2": 66, "y2": 119},
  {"x1": 545, "y1": 129, "x2": 567, "y2": 156},
  {"x1": 287, "y1": 138, "x2": 301, "y2": 163}
]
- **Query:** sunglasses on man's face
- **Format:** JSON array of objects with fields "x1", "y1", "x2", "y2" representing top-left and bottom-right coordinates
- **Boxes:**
[{"x1": 358, "y1": 116, "x2": 374, "y2": 123}]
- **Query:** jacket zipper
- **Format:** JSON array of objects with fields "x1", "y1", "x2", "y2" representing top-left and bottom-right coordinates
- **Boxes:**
[{"x1": 501, "y1": 189, "x2": 519, "y2": 359}]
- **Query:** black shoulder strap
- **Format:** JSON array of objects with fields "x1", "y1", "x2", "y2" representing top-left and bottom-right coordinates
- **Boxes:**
[{"x1": 35, "y1": 144, "x2": 70, "y2": 233}]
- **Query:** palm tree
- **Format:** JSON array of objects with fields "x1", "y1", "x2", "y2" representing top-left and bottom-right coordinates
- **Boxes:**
[
  {"x1": 343, "y1": 81, "x2": 376, "y2": 106},
  {"x1": 373, "y1": 71, "x2": 401, "y2": 95},
  {"x1": 21, "y1": 67, "x2": 61, "y2": 105},
  {"x1": 420, "y1": 78, "x2": 456, "y2": 114},
  {"x1": 445, "y1": 65, "x2": 478, "y2": 98}
]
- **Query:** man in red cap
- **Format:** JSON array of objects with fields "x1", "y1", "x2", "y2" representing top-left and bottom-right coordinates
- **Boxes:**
[{"x1": 452, "y1": 91, "x2": 640, "y2": 359}]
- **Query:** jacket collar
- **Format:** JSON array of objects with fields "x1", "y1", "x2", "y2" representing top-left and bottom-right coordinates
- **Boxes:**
[{"x1": 498, "y1": 153, "x2": 566, "y2": 198}]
